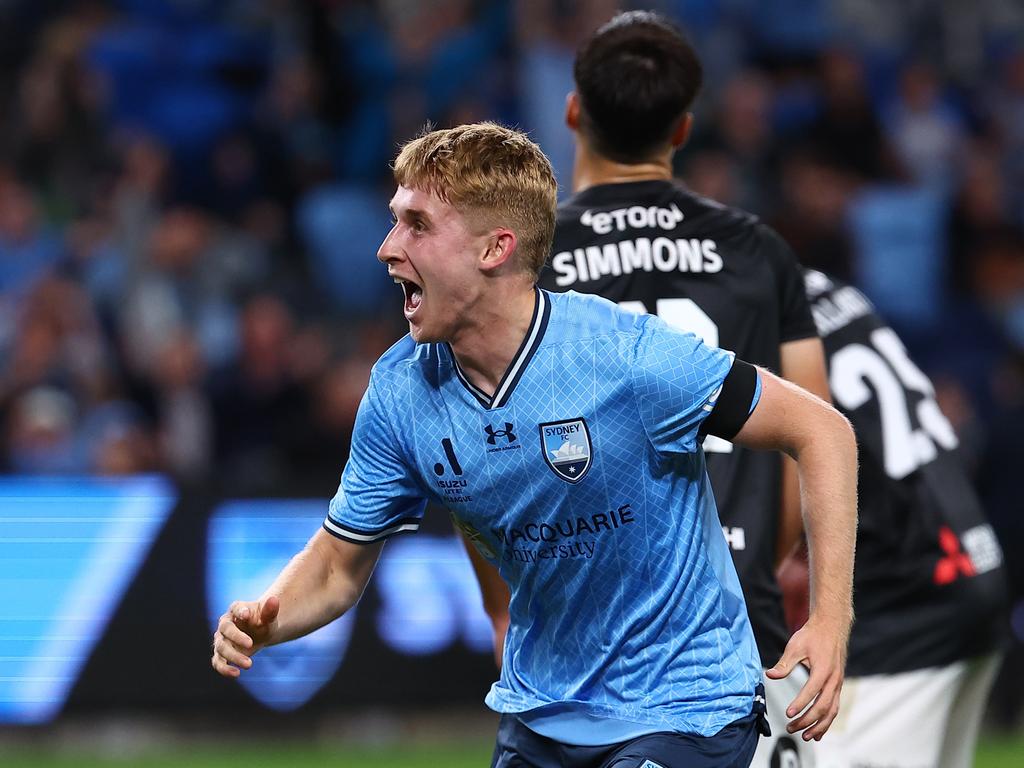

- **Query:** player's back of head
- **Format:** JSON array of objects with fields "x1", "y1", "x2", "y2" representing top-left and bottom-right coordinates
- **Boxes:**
[
  {"x1": 392, "y1": 122, "x2": 558, "y2": 278},
  {"x1": 574, "y1": 11, "x2": 702, "y2": 164}
]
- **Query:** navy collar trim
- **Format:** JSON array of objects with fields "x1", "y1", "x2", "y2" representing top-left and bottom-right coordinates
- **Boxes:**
[{"x1": 448, "y1": 288, "x2": 550, "y2": 410}]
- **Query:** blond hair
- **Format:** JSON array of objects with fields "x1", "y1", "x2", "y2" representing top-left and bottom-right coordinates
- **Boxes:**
[{"x1": 393, "y1": 123, "x2": 558, "y2": 277}]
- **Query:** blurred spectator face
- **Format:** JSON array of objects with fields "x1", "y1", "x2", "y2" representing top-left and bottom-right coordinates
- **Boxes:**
[
  {"x1": 960, "y1": 146, "x2": 1006, "y2": 225},
  {"x1": 155, "y1": 331, "x2": 205, "y2": 392},
  {"x1": 781, "y1": 155, "x2": 852, "y2": 230},
  {"x1": 315, "y1": 358, "x2": 372, "y2": 431},
  {"x1": 1007, "y1": 50, "x2": 1024, "y2": 94},
  {"x1": 971, "y1": 234, "x2": 1024, "y2": 353},
  {"x1": 445, "y1": 96, "x2": 492, "y2": 129},
  {"x1": 719, "y1": 73, "x2": 772, "y2": 156},
  {"x1": 149, "y1": 209, "x2": 210, "y2": 273},
  {"x1": 6, "y1": 386, "x2": 78, "y2": 473},
  {"x1": 240, "y1": 295, "x2": 294, "y2": 376},
  {"x1": 933, "y1": 375, "x2": 977, "y2": 437},
  {"x1": 66, "y1": 214, "x2": 110, "y2": 265},
  {"x1": 92, "y1": 424, "x2": 154, "y2": 475},
  {"x1": 820, "y1": 49, "x2": 869, "y2": 111},
  {"x1": 32, "y1": 276, "x2": 91, "y2": 336},
  {"x1": 973, "y1": 237, "x2": 1024, "y2": 308},
  {"x1": 9, "y1": 320, "x2": 60, "y2": 387},
  {"x1": 19, "y1": 58, "x2": 64, "y2": 140},
  {"x1": 900, "y1": 62, "x2": 941, "y2": 112},
  {"x1": 242, "y1": 200, "x2": 286, "y2": 249},
  {"x1": 213, "y1": 135, "x2": 258, "y2": 191},
  {"x1": 287, "y1": 325, "x2": 331, "y2": 384},
  {"x1": 120, "y1": 136, "x2": 169, "y2": 195},
  {"x1": 0, "y1": 182, "x2": 40, "y2": 243},
  {"x1": 268, "y1": 58, "x2": 320, "y2": 123},
  {"x1": 383, "y1": 0, "x2": 472, "y2": 58},
  {"x1": 682, "y1": 150, "x2": 739, "y2": 206}
]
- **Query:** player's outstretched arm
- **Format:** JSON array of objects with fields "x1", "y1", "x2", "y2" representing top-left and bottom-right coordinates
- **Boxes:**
[
  {"x1": 459, "y1": 532, "x2": 511, "y2": 668},
  {"x1": 732, "y1": 368, "x2": 857, "y2": 742},
  {"x1": 211, "y1": 529, "x2": 383, "y2": 678}
]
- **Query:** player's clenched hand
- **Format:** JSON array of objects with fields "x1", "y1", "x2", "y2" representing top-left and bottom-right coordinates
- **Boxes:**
[
  {"x1": 765, "y1": 616, "x2": 847, "y2": 741},
  {"x1": 211, "y1": 596, "x2": 280, "y2": 678}
]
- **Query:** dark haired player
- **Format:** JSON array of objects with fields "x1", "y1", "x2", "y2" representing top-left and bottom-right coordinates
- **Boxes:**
[
  {"x1": 784, "y1": 269, "x2": 1008, "y2": 768},
  {"x1": 464, "y1": 11, "x2": 836, "y2": 767}
]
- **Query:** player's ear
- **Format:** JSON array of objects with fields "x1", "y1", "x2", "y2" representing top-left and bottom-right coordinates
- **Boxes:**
[
  {"x1": 481, "y1": 229, "x2": 518, "y2": 273},
  {"x1": 671, "y1": 113, "x2": 694, "y2": 149},
  {"x1": 565, "y1": 92, "x2": 580, "y2": 132}
]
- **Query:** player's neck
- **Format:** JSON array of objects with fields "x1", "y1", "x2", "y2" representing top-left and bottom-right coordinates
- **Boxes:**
[
  {"x1": 448, "y1": 282, "x2": 538, "y2": 397},
  {"x1": 572, "y1": 142, "x2": 674, "y2": 193}
]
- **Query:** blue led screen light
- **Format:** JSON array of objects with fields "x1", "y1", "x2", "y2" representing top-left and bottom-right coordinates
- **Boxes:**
[
  {"x1": 207, "y1": 501, "x2": 493, "y2": 710},
  {"x1": 374, "y1": 535, "x2": 494, "y2": 656},
  {"x1": 0, "y1": 476, "x2": 176, "y2": 724},
  {"x1": 206, "y1": 501, "x2": 357, "y2": 711}
]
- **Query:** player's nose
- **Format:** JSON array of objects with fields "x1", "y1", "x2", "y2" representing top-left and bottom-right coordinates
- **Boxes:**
[{"x1": 376, "y1": 226, "x2": 403, "y2": 265}]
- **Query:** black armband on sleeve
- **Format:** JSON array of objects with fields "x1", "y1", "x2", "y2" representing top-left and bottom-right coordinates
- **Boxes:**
[{"x1": 700, "y1": 359, "x2": 758, "y2": 441}]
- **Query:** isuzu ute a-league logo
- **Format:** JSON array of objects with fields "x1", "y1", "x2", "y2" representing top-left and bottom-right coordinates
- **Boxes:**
[{"x1": 539, "y1": 418, "x2": 592, "y2": 483}]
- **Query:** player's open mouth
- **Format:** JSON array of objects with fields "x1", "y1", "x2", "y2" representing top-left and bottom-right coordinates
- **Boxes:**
[{"x1": 397, "y1": 278, "x2": 423, "y2": 320}]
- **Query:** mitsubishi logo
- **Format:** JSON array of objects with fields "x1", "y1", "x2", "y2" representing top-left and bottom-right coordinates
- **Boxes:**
[
  {"x1": 484, "y1": 422, "x2": 516, "y2": 445},
  {"x1": 933, "y1": 526, "x2": 976, "y2": 585}
]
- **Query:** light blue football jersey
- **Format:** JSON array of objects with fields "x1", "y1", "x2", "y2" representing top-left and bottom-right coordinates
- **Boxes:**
[{"x1": 326, "y1": 288, "x2": 762, "y2": 737}]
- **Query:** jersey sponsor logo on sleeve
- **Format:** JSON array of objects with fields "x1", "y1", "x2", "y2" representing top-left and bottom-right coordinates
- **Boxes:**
[
  {"x1": 961, "y1": 524, "x2": 1003, "y2": 573},
  {"x1": 538, "y1": 418, "x2": 592, "y2": 483},
  {"x1": 934, "y1": 524, "x2": 1004, "y2": 585}
]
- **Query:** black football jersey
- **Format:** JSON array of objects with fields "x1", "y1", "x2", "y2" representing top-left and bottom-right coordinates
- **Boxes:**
[
  {"x1": 805, "y1": 269, "x2": 1008, "y2": 674},
  {"x1": 540, "y1": 180, "x2": 818, "y2": 664}
]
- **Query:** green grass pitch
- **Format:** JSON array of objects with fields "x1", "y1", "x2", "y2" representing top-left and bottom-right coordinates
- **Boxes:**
[{"x1": 1, "y1": 734, "x2": 1022, "y2": 767}]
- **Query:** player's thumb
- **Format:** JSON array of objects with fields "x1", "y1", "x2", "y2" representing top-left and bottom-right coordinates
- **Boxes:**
[
  {"x1": 765, "y1": 648, "x2": 798, "y2": 679},
  {"x1": 259, "y1": 595, "x2": 280, "y2": 626}
]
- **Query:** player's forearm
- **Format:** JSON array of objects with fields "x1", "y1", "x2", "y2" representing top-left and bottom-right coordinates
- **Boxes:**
[
  {"x1": 734, "y1": 371, "x2": 857, "y2": 633},
  {"x1": 777, "y1": 456, "x2": 803, "y2": 567},
  {"x1": 260, "y1": 534, "x2": 376, "y2": 646},
  {"x1": 460, "y1": 531, "x2": 512, "y2": 668},
  {"x1": 777, "y1": 337, "x2": 832, "y2": 567},
  {"x1": 792, "y1": 408, "x2": 857, "y2": 631}
]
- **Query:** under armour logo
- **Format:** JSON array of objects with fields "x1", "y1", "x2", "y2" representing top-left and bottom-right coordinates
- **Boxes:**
[
  {"x1": 484, "y1": 422, "x2": 516, "y2": 445},
  {"x1": 933, "y1": 525, "x2": 976, "y2": 585}
]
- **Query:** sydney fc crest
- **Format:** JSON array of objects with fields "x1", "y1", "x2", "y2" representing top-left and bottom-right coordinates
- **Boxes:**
[{"x1": 539, "y1": 418, "x2": 592, "y2": 483}]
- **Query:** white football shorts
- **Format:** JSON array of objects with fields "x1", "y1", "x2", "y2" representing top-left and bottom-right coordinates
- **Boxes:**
[{"x1": 814, "y1": 653, "x2": 1001, "y2": 768}]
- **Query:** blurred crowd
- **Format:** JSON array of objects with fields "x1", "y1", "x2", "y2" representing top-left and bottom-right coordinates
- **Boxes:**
[{"x1": 1, "y1": 0, "x2": 1024, "y2": 713}]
